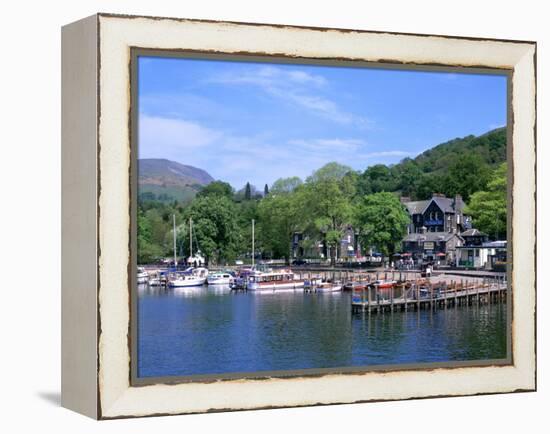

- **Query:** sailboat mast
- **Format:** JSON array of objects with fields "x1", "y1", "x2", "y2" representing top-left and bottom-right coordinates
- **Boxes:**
[
  {"x1": 173, "y1": 214, "x2": 177, "y2": 268},
  {"x1": 189, "y1": 217, "x2": 193, "y2": 259},
  {"x1": 252, "y1": 219, "x2": 255, "y2": 267}
]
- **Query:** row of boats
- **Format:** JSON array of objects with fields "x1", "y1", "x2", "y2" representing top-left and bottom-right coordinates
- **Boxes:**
[{"x1": 136, "y1": 266, "x2": 343, "y2": 292}]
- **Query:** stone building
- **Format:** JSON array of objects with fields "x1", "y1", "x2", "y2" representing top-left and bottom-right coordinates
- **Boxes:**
[
  {"x1": 401, "y1": 193, "x2": 472, "y2": 234},
  {"x1": 400, "y1": 194, "x2": 472, "y2": 264}
]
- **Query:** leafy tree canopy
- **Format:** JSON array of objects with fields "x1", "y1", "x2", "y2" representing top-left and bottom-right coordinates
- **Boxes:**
[
  {"x1": 196, "y1": 180, "x2": 234, "y2": 199},
  {"x1": 354, "y1": 192, "x2": 410, "y2": 256},
  {"x1": 464, "y1": 163, "x2": 507, "y2": 240}
]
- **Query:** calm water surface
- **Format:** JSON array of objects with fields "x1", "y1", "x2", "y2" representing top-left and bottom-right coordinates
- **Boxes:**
[{"x1": 137, "y1": 285, "x2": 507, "y2": 378}]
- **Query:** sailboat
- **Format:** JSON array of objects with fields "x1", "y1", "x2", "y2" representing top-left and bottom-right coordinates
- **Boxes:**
[
  {"x1": 168, "y1": 217, "x2": 209, "y2": 288},
  {"x1": 244, "y1": 219, "x2": 305, "y2": 292}
]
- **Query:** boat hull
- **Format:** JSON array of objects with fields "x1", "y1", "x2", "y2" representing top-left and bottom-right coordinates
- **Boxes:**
[
  {"x1": 168, "y1": 277, "x2": 206, "y2": 288},
  {"x1": 247, "y1": 281, "x2": 305, "y2": 291},
  {"x1": 207, "y1": 278, "x2": 233, "y2": 285},
  {"x1": 314, "y1": 284, "x2": 342, "y2": 292}
]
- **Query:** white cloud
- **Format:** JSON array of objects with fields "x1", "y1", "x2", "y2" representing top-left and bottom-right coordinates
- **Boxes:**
[
  {"x1": 208, "y1": 65, "x2": 371, "y2": 128},
  {"x1": 288, "y1": 138, "x2": 365, "y2": 152},
  {"x1": 137, "y1": 115, "x2": 407, "y2": 190},
  {"x1": 211, "y1": 65, "x2": 327, "y2": 89},
  {"x1": 138, "y1": 115, "x2": 221, "y2": 159}
]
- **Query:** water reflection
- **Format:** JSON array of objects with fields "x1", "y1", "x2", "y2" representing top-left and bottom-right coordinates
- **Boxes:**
[{"x1": 137, "y1": 287, "x2": 507, "y2": 378}]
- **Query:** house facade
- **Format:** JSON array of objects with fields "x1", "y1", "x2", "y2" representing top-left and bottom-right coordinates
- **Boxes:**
[
  {"x1": 400, "y1": 194, "x2": 472, "y2": 264},
  {"x1": 291, "y1": 225, "x2": 359, "y2": 261},
  {"x1": 455, "y1": 230, "x2": 506, "y2": 269},
  {"x1": 402, "y1": 230, "x2": 464, "y2": 264},
  {"x1": 401, "y1": 193, "x2": 472, "y2": 234}
]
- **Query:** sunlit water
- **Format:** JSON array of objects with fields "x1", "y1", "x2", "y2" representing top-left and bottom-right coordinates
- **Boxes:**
[{"x1": 137, "y1": 285, "x2": 507, "y2": 378}]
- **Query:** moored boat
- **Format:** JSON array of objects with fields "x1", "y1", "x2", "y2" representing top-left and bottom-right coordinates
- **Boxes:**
[
  {"x1": 168, "y1": 267, "x2": 209, "y2": 287},
  {"x1": 137, "y1": 267, "x2": 149, "y2": 284},
  {"x1": 314, "y1": 282, "x2": 342, "y2": 292},
  {"x1": 373, "y1": 279, "x2": 397, "y2": 289},
  {"x1": 207, "y1": 272, "x2": 234, "y2": 285},
  {"x1": 246, "y1": 268, "x2": 305, "y2": 291},
  {"x1": 148, "y1": 270, "x2": 168, "y2": 286}
]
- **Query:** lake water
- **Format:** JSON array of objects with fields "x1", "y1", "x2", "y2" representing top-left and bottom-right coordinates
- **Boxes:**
[{"x1": 137, "y1": 285, "x2": 508, "y2": 378}]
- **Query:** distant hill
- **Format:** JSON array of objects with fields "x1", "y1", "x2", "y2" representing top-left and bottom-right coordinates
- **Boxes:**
[
  {"x1": 356, "y1": 127, "x2": 507, "y2": 201},
  {"x1": 138, "y1": 158, "x2": 214, "y2": 202},
  {"x1": 413, "y1": 127, "x2": 506, "y2": 174}
]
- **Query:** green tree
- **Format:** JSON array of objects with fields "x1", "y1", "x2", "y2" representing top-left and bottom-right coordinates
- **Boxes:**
[
  {"x1": 257, "y1": 184, "x2": 305, "y2": 262},
  {"x1": 306, "y1": 162, "x2": 353, "y2": 183},
  {"x1": 264, "y1": 183, "x2": 269, "y2": 196},
  {"x1": 177, "y1": 195, "x2": 242, "y2": 264},
  {"x1": 196, "y1": 180, "x2": 234, "y2": 199},
  {"x1": 305, "y1": 163, "x2": 355, "y2": 265},
  {"x1": 137, "y1": 208, "x2": 164, "y2": 263},
  {"x1": 271, "y1": 176, "x2": 303, "y2": 194},
  {"x1": 441, "y1": 154, "x2": 491, "y2": 201},
  {"x1": 395, "y1": 159, "x2": 423, "y2": 198},
  {"x1": 464, "y1": 163, "x2": 507, "y2": 240},
  {"x1": 244, "y1": 182, "x2": 252, "y2": 200},
  {"x1": 354, "y1": 192, "x2": 410, "y2": 256},
  {"x1": 360, "y1": 164, "x2": 399, "y2": 193},
  {"x1": 415, "y1": 173, "x2": 446, "y2": 200}
]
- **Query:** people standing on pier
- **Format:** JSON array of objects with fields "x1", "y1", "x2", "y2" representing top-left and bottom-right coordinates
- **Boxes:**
[{"x1": 426, "y1": 264, "x2": 432, "y2": 278}]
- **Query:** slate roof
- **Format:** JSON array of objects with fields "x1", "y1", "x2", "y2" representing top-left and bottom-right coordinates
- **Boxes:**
[
  {"x1": 403, "y1": 232, "x2": 463, "y2": 243},
  {"x1": 460, "y1": 228, "x2": 487, "y2": 237},
  {"x1": 403, "y1": 200, "x2": 429, "y2": 215},
  {"x1": 403, "y1": 195, "x2": 465, "y2": 215}
]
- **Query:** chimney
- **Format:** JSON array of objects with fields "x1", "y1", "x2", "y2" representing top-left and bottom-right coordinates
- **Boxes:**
[{"x1": 454, "y1": 194, "x2": 462, "y2": 210}]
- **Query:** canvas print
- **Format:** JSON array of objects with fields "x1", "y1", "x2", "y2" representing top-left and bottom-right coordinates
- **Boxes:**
[{"x1": 135, "y1": 55, "x2": 509, "y2": 380}]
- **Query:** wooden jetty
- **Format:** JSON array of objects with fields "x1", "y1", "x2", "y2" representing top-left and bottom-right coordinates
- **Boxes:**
[{"x1": 351, "y1": 276, "x2": 508, "y2": 314}]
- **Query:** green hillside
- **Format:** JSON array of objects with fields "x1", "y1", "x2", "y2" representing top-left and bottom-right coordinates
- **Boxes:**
[
  {"x1": 414, "y1": 127, "x2": 507, "y2": 174},
  {"x1": 356, "y1": 127, "x2": 507, "y2": 201},
  {"x1": 138, "y1": 158, "x2": 214, "y2": 203}
]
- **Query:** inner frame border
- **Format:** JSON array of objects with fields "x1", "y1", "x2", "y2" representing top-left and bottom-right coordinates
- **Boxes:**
[{"x1": 128, "y1": 47, "x2": 514, "y2": 387}]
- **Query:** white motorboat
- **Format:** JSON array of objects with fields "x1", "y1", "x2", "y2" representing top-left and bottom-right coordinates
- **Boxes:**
[
  {"x1": 137, "y1": 267, "x2": 149, "y2": 284},
  {"x1": 168, "y1": 267, "x2": 209, "y2": 287},
  {"x1": 314, "y1": 282, "x2": 342, "y2": 292},
  {"x1": 207, "y1": 272, "x2": 234, "y2": 285},
  {"x1": 148, "y1": 270, "x2": 167, "y2": 287},
  {"x1": 246, "y1": 268, "x2": 305, "y2": 291}
]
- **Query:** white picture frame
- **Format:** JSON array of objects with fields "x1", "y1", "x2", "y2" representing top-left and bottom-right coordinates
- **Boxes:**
[{"x1": 61, "y1": 13, "x2": 536, "y2": 419}]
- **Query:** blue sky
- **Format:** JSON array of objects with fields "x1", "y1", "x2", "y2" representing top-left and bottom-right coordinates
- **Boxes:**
[{"x1": 138, "y1": 56, "x2": 507, "y2": 191}]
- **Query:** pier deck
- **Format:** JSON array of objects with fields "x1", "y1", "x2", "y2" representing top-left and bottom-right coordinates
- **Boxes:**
[{"x1": 351, "y1": 279, "x2": 508, "y2": 313}]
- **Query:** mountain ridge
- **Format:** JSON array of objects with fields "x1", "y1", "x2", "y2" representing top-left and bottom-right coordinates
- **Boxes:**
[{"x1": 138, "y1": 158, "x2": 214, "y2": 202}]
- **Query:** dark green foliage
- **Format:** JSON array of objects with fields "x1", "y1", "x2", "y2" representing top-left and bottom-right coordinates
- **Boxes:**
[
  {"x1": 137, "y1": 128, "x2": 507, "y2": 263},
  {"x1": 178, "y1": 195, "x2": 242, "y2": 265},
  {"x1": 440, "y1": 154, "x2": 492, "y2": 201},
  {"x1": 465, "y1": 163, "x2": 507, "y2": 240},
  {"x1": 354, "y1": 192, "x2": 410, "y2": 256},
  {"x1": 196, "y1": 180, "x2": 234, "y2": 199},
  {"x1": 359, "y1": 127, "x2": 506, "y2": 200},
  {"x1": 414, "y1": 128, "x2": 506, "y2": 174}
]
